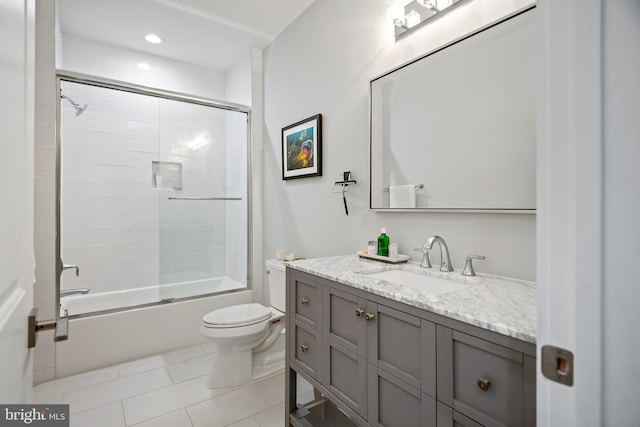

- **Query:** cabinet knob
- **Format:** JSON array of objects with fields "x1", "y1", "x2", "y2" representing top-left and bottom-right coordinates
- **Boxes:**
[
  {"x1": 300, "y1": 297, "x2": 309, "y2": 305},
  {"x1": 300, "y1": 344, "x2": 309, "y2": 352},
  {"x1": 355, "y1": 308, "x2": 365, "y2": 317},
  {"x1": 476, "y1": 377, "x2": 491, "y2": 392},
  {"x1": 365, "y1": 313, "x2": 375, "y2": 321}
]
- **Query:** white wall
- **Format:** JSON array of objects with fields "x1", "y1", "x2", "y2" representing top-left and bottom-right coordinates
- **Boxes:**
[
  {"x1": 263, "y1": 0, "x2": 536, "y2": 282},
  {"x1": 225, "y1": 48, "x2": 266, "y2": 305},
  {"x1": 61, "y1": 34, "x2": 226, "y2": 100}
]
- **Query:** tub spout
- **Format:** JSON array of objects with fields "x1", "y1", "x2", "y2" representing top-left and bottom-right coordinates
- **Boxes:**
[{"x1": 60, "y1": 288, "x2": 90, "y2": 298}]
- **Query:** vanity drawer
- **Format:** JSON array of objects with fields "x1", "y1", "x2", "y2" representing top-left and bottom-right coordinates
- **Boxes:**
[
  {"x1": 436, "y1": 402, "x2": 483, "y2": 427},
  {"x1": 437, "y1": 327, "x2": 536, "y2": 427},
  {"x1": 291, "y1": 275, "x2": 321, "y2": 328},
  {"x1": 291, "y1": 321, "x2": 322, "y2": 380}
]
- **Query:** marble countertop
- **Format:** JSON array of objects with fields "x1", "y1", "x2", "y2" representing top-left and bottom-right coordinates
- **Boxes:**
[{"x1": 285, "y1": 254, "x2": 537, "y2": 344}]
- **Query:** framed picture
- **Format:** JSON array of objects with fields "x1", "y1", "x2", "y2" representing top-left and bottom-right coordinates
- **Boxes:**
[{"x1": 282, "y1": 114, "x2": 322, "y2": 180}]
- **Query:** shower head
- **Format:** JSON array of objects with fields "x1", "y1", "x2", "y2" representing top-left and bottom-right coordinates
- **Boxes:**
[{"x1": 60, "y1": 93, "x2": 88, "y2": 117}]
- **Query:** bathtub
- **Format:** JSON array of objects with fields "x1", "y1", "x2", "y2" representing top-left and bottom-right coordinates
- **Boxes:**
[
  {"x1": 61, "y1": 277, "x2": 246, "y2": 316},
  {"x1": 55, "y1": 278, "x2": 252, "y2": 378}
]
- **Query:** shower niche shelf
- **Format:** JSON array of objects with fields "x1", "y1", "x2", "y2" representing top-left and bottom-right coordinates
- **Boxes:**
[{"x1": 152, "y1": 161, "x2": 183, "y2": 190}]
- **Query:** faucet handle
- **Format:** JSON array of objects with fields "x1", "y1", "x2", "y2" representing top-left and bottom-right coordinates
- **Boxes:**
[
  {"x1": 413, "y1": 248, "x2": 432, "y2": 268},
  {"x1": 61, "y1": 263, "x2": 80, "y2": 277},
  {"x1": 462, "y1": 255, "x2": 485, "y2": 276}
]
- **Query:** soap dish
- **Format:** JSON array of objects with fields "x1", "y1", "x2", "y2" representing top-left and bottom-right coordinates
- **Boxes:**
[{"x1": 356, "y1": 250, "x2": 410, "y2": 264}]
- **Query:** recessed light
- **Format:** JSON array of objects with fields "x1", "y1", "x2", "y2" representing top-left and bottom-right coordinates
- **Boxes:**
[{"x1": 144, "y1": 34, "x2": 163, "y2": 44}]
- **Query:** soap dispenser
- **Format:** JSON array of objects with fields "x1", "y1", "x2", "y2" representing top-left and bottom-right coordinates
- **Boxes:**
[{"x1": 377, "y1": 228, "x2": 389, "y2": 256}]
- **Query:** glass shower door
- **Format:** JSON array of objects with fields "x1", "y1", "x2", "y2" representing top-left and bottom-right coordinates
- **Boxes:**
[
  {"x1": 157, "y1": 98, "x2": 249, "y2": 301},
  {"x1": 59, "y1": 80, "x2": 162, "y2": 314},
  {"x1": 58, "y1": 75, "x2": 250, "y2": 317}
]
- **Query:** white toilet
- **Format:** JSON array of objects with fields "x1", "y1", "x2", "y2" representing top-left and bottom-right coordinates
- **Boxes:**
[{"x1": 200, "y1": 259, "x2": 286, "y2": 389}]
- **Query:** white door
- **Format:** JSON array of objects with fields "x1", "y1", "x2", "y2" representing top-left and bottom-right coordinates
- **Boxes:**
[
  {"x1": 0, "y1": 0, "x2": 35, "y2": 403},
  {"x1": 537, "y1": 0, "x2": 603, "y2": 424},
  {"x1": 538, "y1": 0, "x2": 640, "y2": 425}
]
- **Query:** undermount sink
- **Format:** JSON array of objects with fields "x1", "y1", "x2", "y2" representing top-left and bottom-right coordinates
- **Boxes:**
[{"x1": 362, "y1": 269, "x2": 470, "y2": 296}]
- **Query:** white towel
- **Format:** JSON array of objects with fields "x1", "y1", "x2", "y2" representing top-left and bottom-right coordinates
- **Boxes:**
[{"x1": 389, "y1": 185, "x2": 416, "y2": 208}]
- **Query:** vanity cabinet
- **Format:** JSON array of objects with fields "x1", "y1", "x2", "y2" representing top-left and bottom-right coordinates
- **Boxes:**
[
  {"x1": 286, "y1": 268, "x2": 535, "y2": 427},
  {"x1": 436, "y1": 327, "x2": 536, "y2": 427},
  {"x1": 289, "y1": 272, "x2": 323, "y2": 380},
  {"x1": 322, "y1": 286, "x2": 437, "y2": 424}
]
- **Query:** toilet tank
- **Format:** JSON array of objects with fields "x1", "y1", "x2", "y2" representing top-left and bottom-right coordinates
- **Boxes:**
[{"x1": 265, "y1": 259, "x2": 286, "y2": 312}]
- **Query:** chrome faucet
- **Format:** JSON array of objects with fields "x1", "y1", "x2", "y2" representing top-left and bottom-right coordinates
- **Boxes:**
[
  {"x1": 60, "y1": 288, "x2": 90, "y2": 298},
  {"x1": 424, "y1": 235, "x2": 454, "y2": 272}
]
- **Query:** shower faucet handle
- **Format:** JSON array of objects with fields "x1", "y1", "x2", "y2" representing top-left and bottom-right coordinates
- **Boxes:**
[{"x1": 61, "y1": 262, "x2": 80, "y2": 277}]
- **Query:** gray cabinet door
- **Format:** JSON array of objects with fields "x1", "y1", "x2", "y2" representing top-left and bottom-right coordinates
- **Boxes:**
[
  {"x1": 290, "y1": 272, "x2": 322, "y2": 330},
  {"x1": 323, "y1": 286, "x2": 369, "y2": 358},
  {"x1": 367, "y1": 304, "x2": 436, "y2": 398},
  {"x1": 437, "y1": 326, "x2": 535, "y2": 427},
  {"x1": 322, "y1": 334, "x2": 368, "y2": 418},
  {"x1": 368, "y1": 364, "x2": 437, "y2": 427},
  {"x1": 291, "y1": 320, "x2": 322, "y2": 380}
]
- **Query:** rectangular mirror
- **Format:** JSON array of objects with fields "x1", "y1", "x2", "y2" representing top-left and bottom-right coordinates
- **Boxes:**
[{"x1": 370, "y1": 7, "x2": 536, "y2": 212}]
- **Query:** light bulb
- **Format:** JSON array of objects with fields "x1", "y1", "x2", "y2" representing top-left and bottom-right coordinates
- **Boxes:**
[
  {"x1": 405, "y1": 10, "x2": 421, "y2": 28},
  {"x1": 387, "y1": 2, "x2": 406, "y2": 27},
  {"x1": 416, "y1": 0, "x2": 438, "y2": 11},
  {"x1": 437, "y1": 0, "x2": 454, "y2": 9}
]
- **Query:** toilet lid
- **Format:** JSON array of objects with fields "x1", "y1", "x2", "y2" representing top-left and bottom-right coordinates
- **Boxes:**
[{"x1": 202, "y1": 303, "x2": 272, "y2": 327}]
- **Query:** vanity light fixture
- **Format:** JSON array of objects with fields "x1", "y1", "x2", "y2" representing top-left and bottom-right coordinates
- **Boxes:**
[
  {"x1": 388, "y1": 0, "x2": 465, "y2": 39},
  {"x1": 144, "y1": 33, "x2": 163, "y2": 44}
]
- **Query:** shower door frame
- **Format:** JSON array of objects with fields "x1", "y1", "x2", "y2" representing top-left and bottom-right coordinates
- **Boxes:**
[{"x1": 55, "y1": 70, "x2": 253, "y2": 319}]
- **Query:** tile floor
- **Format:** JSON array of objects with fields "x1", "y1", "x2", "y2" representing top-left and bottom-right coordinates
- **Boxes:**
[{"x1": 33, "y1": 343, "x2": 311, "y2": 427}]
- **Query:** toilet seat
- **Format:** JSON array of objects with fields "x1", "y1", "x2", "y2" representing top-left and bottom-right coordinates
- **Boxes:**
[
  {"x1": 203, "y1": 303, "x2": 272, "y2": 328},
  {"x1": 200, "y1": 304, "x2": 284, "y2": 340}
]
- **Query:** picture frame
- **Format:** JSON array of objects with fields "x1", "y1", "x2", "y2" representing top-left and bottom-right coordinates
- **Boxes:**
[{"x1": 282, "y1": 114, "x2": 322, "y2": 180}]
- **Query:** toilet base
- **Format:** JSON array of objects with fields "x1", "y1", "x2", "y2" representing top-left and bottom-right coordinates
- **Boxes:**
[
  {"x1": 204, "y1": 333, "x2": 285, "y2": 390},
  {"x1": 206, "y1": 348, "x2": 252, "y2": 389}
]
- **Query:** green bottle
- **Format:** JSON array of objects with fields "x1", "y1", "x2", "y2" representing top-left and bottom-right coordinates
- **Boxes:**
[{"x1": 377, "y1": 228, "x2": 389, "y2": 256}]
